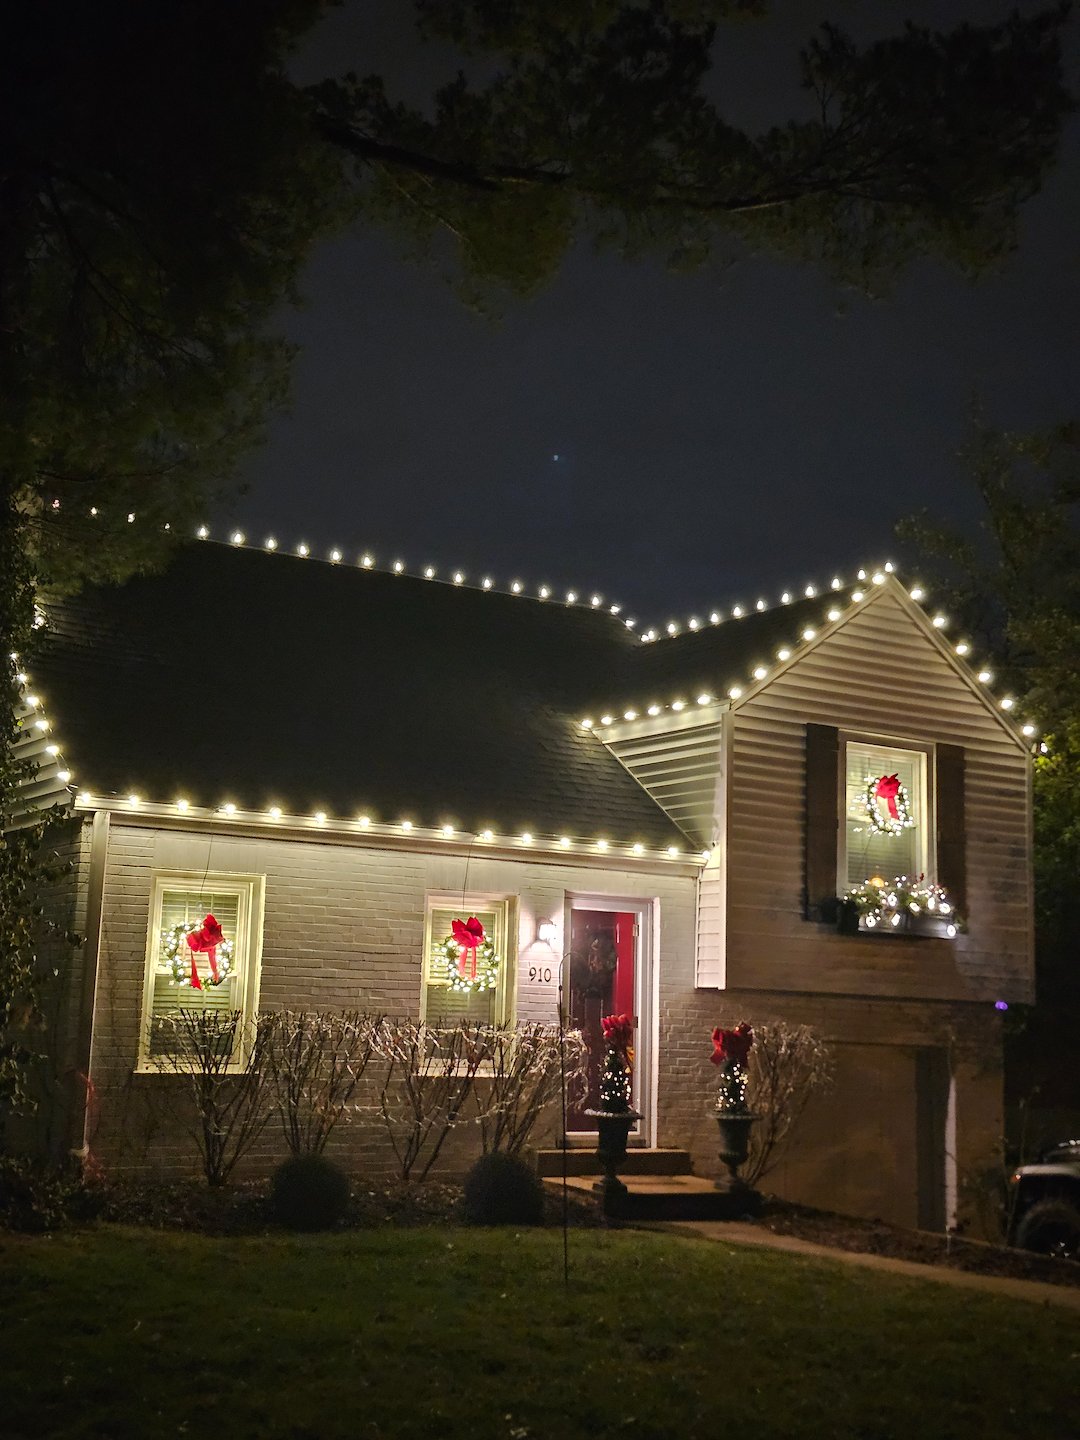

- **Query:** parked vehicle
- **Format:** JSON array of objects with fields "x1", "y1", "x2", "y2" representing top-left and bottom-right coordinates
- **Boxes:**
[{"x1": 1008, "y1": 1140, "x2": 1080, "y2": 1258}]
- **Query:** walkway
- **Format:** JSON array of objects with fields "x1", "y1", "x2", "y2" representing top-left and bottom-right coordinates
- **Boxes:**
[{"x1": 642, "y1": 1218, "x2": 1080, "y2": 1312}]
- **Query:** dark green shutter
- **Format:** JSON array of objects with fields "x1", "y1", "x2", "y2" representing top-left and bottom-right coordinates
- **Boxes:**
[
  {"x1": 936, "y1": 743, "x2": 966, "y2": 916},
  {"x1": 805, "y1": 723, "x2": 839, "y2": 920}
]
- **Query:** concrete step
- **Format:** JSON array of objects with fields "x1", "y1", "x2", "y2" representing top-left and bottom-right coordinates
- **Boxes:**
[
  {"x1": 543, "y1": 1173, "x2": 761, "y2": 1222},
  {"x1": 534, "y1": 1147, "x2": 693, "y2": 1178}
]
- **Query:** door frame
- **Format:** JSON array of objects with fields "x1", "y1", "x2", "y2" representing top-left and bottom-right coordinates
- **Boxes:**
[{"x1": 563, "y1": 893, "x2": 657, "y2": 1147}]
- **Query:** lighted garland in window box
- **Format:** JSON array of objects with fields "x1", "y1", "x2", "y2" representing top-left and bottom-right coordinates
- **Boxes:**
[{"x1": 838, "y1": 876, "x2": 963, "y2": 938}]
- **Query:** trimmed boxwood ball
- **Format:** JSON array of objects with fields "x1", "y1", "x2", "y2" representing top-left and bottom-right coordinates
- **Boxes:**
[
  {"x1": 463, "y1": 1151, "x2": 545, "y2": 1226},
  {"x1": 270, "y1": 1154, "x2": 351, "y2": 1232}
]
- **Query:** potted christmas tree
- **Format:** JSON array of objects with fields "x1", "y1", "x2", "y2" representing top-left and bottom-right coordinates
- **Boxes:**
[
  {"x1": 710, "y1": 1023, "x2": 762, "y2": 1213},
  {"x1": 585, "y1": 1013, "x2": 642, "y2": 1214}
]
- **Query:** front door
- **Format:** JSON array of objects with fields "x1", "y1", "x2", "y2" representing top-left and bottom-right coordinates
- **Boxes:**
[{"x1": 565, "y1": 906, "x2": 638, "y2": 1133}]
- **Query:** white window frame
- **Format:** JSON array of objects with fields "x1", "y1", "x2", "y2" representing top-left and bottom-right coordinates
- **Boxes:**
[
  {"x1": 420, "y1": 892, "x2": 517, "y2": 1027},
  {"x1": 838, "y1": 734, "x2": 936, "y2": 891},
  {"x1": 137, "y1": 870, "x2": 265, "y2": 1072}
]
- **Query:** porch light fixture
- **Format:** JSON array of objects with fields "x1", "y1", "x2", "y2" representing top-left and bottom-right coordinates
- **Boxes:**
[{"x1": 537, "y1": 919, "x2": 558, "y2": 944}]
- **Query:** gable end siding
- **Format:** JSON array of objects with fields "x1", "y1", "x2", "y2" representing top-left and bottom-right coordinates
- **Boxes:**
[{"x1": 726, "y1": 589, "x2": 1032, "y2": 1002}]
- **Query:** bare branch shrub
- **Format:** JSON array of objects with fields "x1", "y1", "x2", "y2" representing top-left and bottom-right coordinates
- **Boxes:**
[
  {"x1": 376, "y1": 1019, "x2": 492, "y2": 1182},
  {"x1": 744, "y1": 1021, "x2": 833, "y2": 1186},
  {"x1": 266, "y1": 1010, "x2": 381, "y2": 1155},
  {"x1": 152, "y1": 1009, "x2": 275, "y2": 1187},
  {"x1": 473, "y1": 1023, "x2": 589, "y2": 1155}
]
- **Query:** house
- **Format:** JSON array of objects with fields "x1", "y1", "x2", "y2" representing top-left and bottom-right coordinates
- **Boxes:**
[{"x1": 13, "y1": 536, "x2": 1035, "y2": 1231}]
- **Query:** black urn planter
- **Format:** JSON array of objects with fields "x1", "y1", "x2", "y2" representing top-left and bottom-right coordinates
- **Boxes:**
[
  {"x1": 585, "y1": 1107, "x2": 643, "y2": 1216},
  {"x1": 714, "y1": 1111, "x2": 762, "y2": 1215}
]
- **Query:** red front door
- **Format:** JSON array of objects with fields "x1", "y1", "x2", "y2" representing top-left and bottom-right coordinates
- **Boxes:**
[{"x1": 565, "y1": 908, "x2": 636, "y2": 1132}]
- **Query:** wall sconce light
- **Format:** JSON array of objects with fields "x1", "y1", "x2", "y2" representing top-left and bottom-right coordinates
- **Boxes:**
[{"x1": 537, "y1": 919, "x2": 558, "y2": 945}]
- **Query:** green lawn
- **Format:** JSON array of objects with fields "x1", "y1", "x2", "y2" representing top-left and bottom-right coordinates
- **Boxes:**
[{"x1": 0, "y1": 1226, "x2": 1075, "y2": 1440}]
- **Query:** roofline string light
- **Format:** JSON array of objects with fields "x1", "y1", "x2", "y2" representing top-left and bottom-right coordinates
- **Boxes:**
[
  {"x1": 11, "y1": 664, "x2": 76, "y2": 795},
  {"x1": 580, "y1": 566, "x2": 1041, "y2": 744},
  {"x1": 188, "y1": 523, "x2": 638, "y2": 628},
  {"x1": 66, "y1": 790, "x2": 697, "y2": 862}
]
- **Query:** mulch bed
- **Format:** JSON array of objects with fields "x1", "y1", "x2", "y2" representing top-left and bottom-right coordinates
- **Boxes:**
[{"x1": 6, "y1": 1167, "x2": 1078, "y2": 1289}]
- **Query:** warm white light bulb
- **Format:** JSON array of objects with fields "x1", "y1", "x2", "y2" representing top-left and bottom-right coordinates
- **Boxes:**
[
  {"x1": 357, "y1": 814, "x2": 370, "y2": 827},
  {"x1": 423, "y1": 566, "x2": 435, "y2": 579},
  {"x1": 314, "y1": 811, "x2": 326, "y2": 824},
  {"x1": 265, "y1": 537, "x2": 277, "y2": 551},
  {"x1": 44, "y1": 743, "x2": 59, "y2": 756},
  {"x1": 442, "y1": 825, "x2": 454, "y2": 836},
  {"x1": 128, "y1": 794, "x2": 140, "y2": 807},
  {"x1": 538, "y1": 586, "x2": 550, "y2": 599},
  {"x1": 511, "y1": 581, "x2": 522, "y2": 594},
  {"x1": 297, "y1": 543, "x2": 309, "y2": 557},
  {"x1": 932, "y1": 615, "x2": 947, "y2": 628},
  {"x1": 647, "y1": 704, "x2": 661, "y2": 716},
  {"x1": 393, "y1": 560, "x2": 404, "y2": 573},
  {"x1": 591, "y1": 595, "x2": 602, "y2": 607},
  {"x1": 269, "y1": 806, "x2": 282, "y2": 819},
  {"x1": 753, "y1": 666, "x2": 768, "y2": 680},
  {"x1": 521, "y1": 832, "x2": 533, "y2": 844},
  {"x1": 955, "y1": 642, "x2": 970, "y2": 656},
  {"x1": 178, "y1": 799, "x2": 191, "y2": 812},
  {"x1": 400, "y1": 819, "x2": 412, "y2": 831},
  {"x1": 851, "y1": 589, "x2": 865, "y2": 602},
  {"x1": 728, "y1": 686, "x2": 742, "y2": 700},
  {"x1": 566, "y1": 591, "x2": 577, "y2": 604},
  {"x1": 909, "y1": 586, "x2": 924, "y2": 601},
  {"x1": 624, "y1": 710, "x2": 637, "y2": 721},
  {"x1": 596, "y1": 839, "x2": 608, "y2": 851},
  {"x1": 710, "y1": 612, "x2": 721, "y2": 624},
  {"x1": 453, "y1": 571, "x2": 464, "y2": 585},
  {"x1": 601, "y1": 714, "x2": 614, "y2": 726},
  {"x1": 632, "y1": 842, "x2": 644, "y2": 855},
  {"x1": 667, "y1": 846, "x2": 680, "y2": 858},
  {"x1": 777, "y1": 647, "x2": 792, "y2": 661},
  {"x1": 667, "y1": 623, "x2": 678, "y2": 635},
  {"x1": 1000, "y1": 696, "x2": 1015, "y2": 711},
  {"x1": 827, "y1": 608, "x2": 841, "y2": 622},
  {"x1": 223, "y1": 802, "x2": 237, "y2": 815},
  {"x1": 671, "y1": 700, "x2": 685, "y2": 712},
  {"x1": 197, "y1": 526, "x2": 209, "y2": 539},
  {"x1": 330, "y1": 549, "x2": 342, "y2": 564},
  {"x1": 802, "y1": 628, "x2": 816, "y2": 641},
  {"x1": 804, "y1": 585, "x2": 816, "y2": 598},
  {"x1": 361, "y1": 554, "x2": 374, "y2": 568},
  {"x1": 696, "y1": 694, "x2": 711, "y2": 706},
  {"x1": 780, "y1": 592, "x2": 792, "y2": 605},
  {"x1": 481, "y1": 829, "x2": 494, "y2": 841},
  {"x1": 581, "y1": 718, "x2": 594, "y2": 729},
  {"x1": 1022, "y1": 723, "x2": 1036, "y2": 737},
  {"x1": 731, "y1": 605, "x2": 743, "y2": 618},
  {"x1": 689, "y1": 618, "x2": 700, "y2": 631},
  {"x1": 482, "y1": 576, "x2": 492, "y2": 590},
  {"x1": 872, "y1": 571, "x2": 886, "y2": 585},
  {"x1": 560, "y1": 836, "x2": 571, "y2": 848},
  {"x1": 831, "y1": 577, "x2": 842, "y2": 590},
  {"x1": 57, "y1": 770, "x2": 71, "y2": 783},
  {"x1": 978, "y1": 670, "x2": 992, "y2": 684}
]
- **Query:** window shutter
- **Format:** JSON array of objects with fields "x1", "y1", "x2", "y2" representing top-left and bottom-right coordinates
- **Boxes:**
[
  {"x1": 936, "y1": 743, "x2": 966, "y2": 916},
  {"x1": 805, "y1": 723, "x2": 839, "y2": 920}
]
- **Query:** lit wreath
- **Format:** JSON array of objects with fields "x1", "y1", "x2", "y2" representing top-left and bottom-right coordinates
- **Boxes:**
[
  {"x1": 159, "y1": 922, "x2": 234, "y2": 987},
  {"x1": 434, "y1": 924, "x2": 500, "y2": 994},
  {"x1": 860, "y1": 773, "x2": 915, "y2": 837}
]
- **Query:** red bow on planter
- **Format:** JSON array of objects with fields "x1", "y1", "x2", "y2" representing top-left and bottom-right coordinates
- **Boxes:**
[
  {"x1": 711, "y1": 1023, "x2": 753, "y2": 1066},
  {"x1": 874, "y1": 773, "x2": 902, "y2": 821},
  {"x1": 451, "y1": 916, "x2": 486, "y2": 980},
  {"x1": 185, "y1": 914, "x2": 225, "y2": 989},
  {"x1": 601, "y1": 1013, "x2": 634, "y2": 1055}
]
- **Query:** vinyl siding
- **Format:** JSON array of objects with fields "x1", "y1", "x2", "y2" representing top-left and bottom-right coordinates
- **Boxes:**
[{"x1": 726, "y1": 586, "x2": 1033, "y2": 1002}]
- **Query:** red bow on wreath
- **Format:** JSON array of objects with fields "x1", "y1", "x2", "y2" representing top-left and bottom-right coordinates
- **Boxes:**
[
  {"x1": 874, "y1": 773, "x2": 902, "y2": 821},
  {"x1": 451, "y1": 916, "x2": 486, "y2": 980},
  {"x1": 185, "y1": 914, "x2": 225, "y2": 990},
  {"x1": 710, "y1": 1023, "x2": 753, "y2": 1066},
  {"x1": 601, "y1": 1013, "x2": 634, "y2": 1055}
]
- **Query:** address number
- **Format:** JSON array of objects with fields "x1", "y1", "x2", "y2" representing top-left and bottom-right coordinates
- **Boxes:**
[{"x1": 528, "y1": 966, "x2": 553, "y2": 984}]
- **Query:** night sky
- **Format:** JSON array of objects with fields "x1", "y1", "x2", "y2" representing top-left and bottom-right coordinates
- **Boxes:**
[{"x1": 226, "y1": 1, "x2": 1080, "y2": 632}]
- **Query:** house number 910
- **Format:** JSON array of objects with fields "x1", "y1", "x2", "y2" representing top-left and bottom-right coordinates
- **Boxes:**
[{"x1": 528, "y1": 966, "x2": 553, "y2": 984}]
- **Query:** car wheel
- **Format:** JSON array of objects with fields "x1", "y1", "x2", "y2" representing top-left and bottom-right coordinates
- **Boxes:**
[{"x1": 1015, "y1": 1198, "x2": 1080, "y2": 1259}]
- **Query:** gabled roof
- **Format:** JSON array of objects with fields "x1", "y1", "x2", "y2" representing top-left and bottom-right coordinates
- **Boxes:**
[{"x1": 16, "y1": 540, "x2": 1036, "y2": 856}]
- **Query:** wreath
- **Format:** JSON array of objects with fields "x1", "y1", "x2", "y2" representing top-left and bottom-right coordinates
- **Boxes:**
[
  {"x1": 435, "y1": 916, "x2": 500, "y2": 994},
  {"x1": 860, "y1": 773, "x2": 915, "y2": 836},
  {"x1": 160, "y1": 917, "x2": 234, "y2": 989}
]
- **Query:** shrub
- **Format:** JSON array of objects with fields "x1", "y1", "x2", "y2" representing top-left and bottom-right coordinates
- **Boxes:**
[
  {"x1": 0, "y1": 1155, "x2": 102, "y2": 1232},
  {"x1": 462, "y1": 1151, "x2": 545, "y2": 1226},
  {"x1": 270, "y1": 1153, "x2": 351, "y2": 1232}
]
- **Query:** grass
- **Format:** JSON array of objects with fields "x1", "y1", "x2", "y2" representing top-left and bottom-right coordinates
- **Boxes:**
[{"x1": 0, "y1": 1225, "x2": 1076, "y2": 1440}]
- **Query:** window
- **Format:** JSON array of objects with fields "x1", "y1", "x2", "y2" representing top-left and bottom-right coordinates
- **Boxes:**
[
  {"x1": 138, "y1": 872, "x2": 264, "y2": 1067},
  {"x1": 421, "y1": 896, "x2": 515, "y2": 1026},
  {"x1": 841, "y1": 739, "x2": 932, "y2": 890}
]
